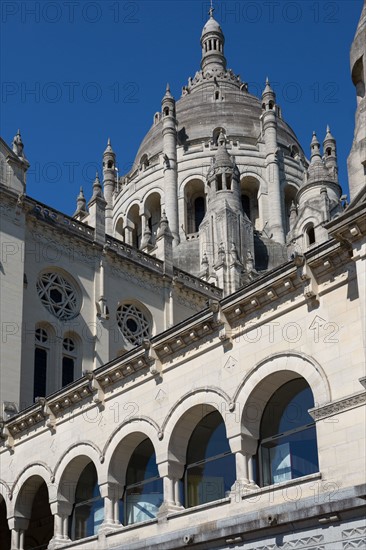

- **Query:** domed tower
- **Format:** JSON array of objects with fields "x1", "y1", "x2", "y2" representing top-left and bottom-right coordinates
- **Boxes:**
[
  {"x1": 288, "y1": 132, "x2": 342, "y2": 251},
  {"x1": 348, "y1": 2, "x2": 366, "y2": 200},
  {"x1": 111, "y1": 9, "x2": 306, "y2": 292},
  {"x1": 102, "y1": 138, "x2": 116, "y2": 235},
  {"x1": 201, "y1": 6, "x2": 227, "y2": 73},
  {"x1": 323, "y1": 125, "x2": 338, "y2": 181},
  {"x1": 161, "y1": 84, "x2": 179, "y2": 245},
  {"x1": 261, "y1": 79, "x2": 285, "y2": 245},
  {"x1": 199, "y1": 132, "x2": 254, "y2": 294}
]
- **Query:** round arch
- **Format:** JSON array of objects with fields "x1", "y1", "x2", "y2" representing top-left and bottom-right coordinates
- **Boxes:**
[
  {"x1": 54, "y1": 442, "x2": 102, "y2": 504},
  {"x1": 162, "y1": 388, "x2": 234, "y2": 464},
  {"x1": 11, "y1": 463, "x2": 54, "y2": 510},
  {"x1": 106, "y1": 423, "x2": 161, "y2": 489},
  {"x1": 125, "y1": 203, "x2": 142, "y2": 248},
  {"x1": 13, "y1": 473, "x2": 52, "y2": 520},
  {"x1": 114, "y1": 215, "x2": 124, "y2": 239},
  {"x1": 182, "y1": 178, "x2": 207, "y2": 234},
  {"x1": 234, "y1": 352, "x2": 330, "y2": 439},
  {"x1": 178, "y1": 174, "x2": 206, "y2": 195}
]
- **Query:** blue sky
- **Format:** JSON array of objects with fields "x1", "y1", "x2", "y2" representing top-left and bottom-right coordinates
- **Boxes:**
[{"x1": 1, "y1": 0, "x2": 363, "y2": 215}]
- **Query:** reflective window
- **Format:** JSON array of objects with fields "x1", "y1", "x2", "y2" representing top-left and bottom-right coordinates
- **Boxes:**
[
  {"x1": 62, "y1": 337, "x2": 76, "y2": 387},
  {"x1": 34, "y1": 329, "x2": 49, "y2": 401},
  {"x1": 184, "y1": 411, "x2": 235, "y2": 507},
  {"x1": 120, "y1": 439, "x2": 163, "y2": 525},
  {"x1": 70, "y1": 462, "x2": 104, "y2": 540},
  {"x1": 258, "y1": 378, "x2": 319, "y2": 486}
]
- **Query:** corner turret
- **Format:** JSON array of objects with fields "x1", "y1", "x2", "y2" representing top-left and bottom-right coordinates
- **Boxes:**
[
  {"x1": 199, "y1": 133, "x2": 254, "y2": 294},
  {"x1": 73, "y1": 186, "x2": 88, "y2": 220},
  {"x1": 261, "y1": 79, "x2": 284, "y2": 244},
  {"x1": 323, "y1": 126, "x2": 338, "y2": 181},
  {"x1": 88, "y1": 172, "x2": 106, "y2": 244},
  {"x1": 161, "y1": 84, "x2": 179, "y2": 246},
  {"x1": 348, "y1": 2, "x2": 366, "y2": 199},
  {"x1": 288, "y1": 132, "x2": 342, "y2": 252},
  {"x1": 103, "y1": 138, "x2": 117, "y2": 235}
]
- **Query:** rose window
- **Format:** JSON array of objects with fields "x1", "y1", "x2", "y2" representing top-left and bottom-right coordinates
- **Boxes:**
[
  {"x1": 116, "y1": 304, "x2": 150, "y2": 345},
  {"x1": 37, "y1": 272, "x2": 80, "y2": 320}
]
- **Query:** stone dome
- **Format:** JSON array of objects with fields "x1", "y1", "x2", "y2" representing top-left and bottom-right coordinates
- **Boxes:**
[
  {"x1": 201, "y1": 14, "x2": 222, "y2": 37},
  {"x1": 133, "y1": 82, "x2": 302, "y2": 170}
]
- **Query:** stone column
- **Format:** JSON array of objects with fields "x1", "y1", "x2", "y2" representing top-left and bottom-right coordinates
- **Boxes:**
[
  {"x1": 48, "y1": 502, "x2": 72, "y2": 548},
  {"x1": 229, "y1": 434, "x2": 259, "y2": 498},
  {"x1": 263, "y1": 108, "x2": 285, "y2": 244},
  {"x1": 157, "y1": 459, "x2": 185, "y2": 516},
  {"x1": 98, "y1": 482, "x2": 122, "y2": 533},
  {"x1": 8, "y1": 517, "x2": 29, "y2": 550}
]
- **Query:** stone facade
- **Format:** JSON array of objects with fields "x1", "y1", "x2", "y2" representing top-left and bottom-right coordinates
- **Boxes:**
[{"x1": 0, "y1": 5, "x2": 365, "y2": 550}]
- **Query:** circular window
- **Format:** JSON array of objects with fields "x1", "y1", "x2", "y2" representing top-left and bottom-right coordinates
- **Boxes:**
[
  {"x1": 116, "y1": 304, "x2": 151, "y2": 346},
  {"x1": 63, "y1": 337, "x2": 75, "y2": 352},
  {"x1": 35, "y1": 328, "x2": 48, "y2": 344},
  {"x1": 37, "y1": 272, "x2": 80, "y2": 320}
]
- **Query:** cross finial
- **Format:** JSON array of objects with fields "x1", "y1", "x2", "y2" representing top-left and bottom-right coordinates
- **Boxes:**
[{"x1": 209, "y1": 0, "x2": 214, "y2": 18}]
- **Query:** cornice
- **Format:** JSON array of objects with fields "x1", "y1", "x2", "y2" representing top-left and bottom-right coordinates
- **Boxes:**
[{"x1": 309, "y1": 391, "x2": 366, "y2": 421}]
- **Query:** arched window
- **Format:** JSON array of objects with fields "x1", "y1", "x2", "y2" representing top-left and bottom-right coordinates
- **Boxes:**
[
  {"x1": 144, "y1": 192, "x2": 161, "y2": 244},
  {"x1": 62, "y1": 337, "x2": 76, "y2": 387},
  {"x1": 258, "y1": 378, "x2": 319, "y2": 487},
  {"x1": 0, "y1": 498, "x2": 11, "y2": 550},
  {"x1": 184, "y1": 411, "x2": 235, "y2": 508},
  {"x1": 115, "y1": 217, "x2": 124, "y2": 241},
  {"x1": 241, "y1": 194, "x2": 251, "y2": 219},
  {"x1": 184, "y1": 179, "x2": 206, "y2": 234},
  {"x1": 70, "y1": 462, "x2": 104, "y2": 540},
  {"x1": 126, "y1": 205, "x2": 142, "y2": 248},
  {"x1": 15, "y1": 477, "x2": 53, "y2": 550},
  {"x1": 24, "y1": 482, "x2": 54, "y2": 549},
  {"x1": 307, "y1": 225, "x2": 316, "y2": 246},
  {"x1": 34, "y1": 328, "x2": 49, "y2": 401},
  {"x1": 241, "y1": 177, "x2": 260, "y2": 227},
  {"x1": 120, "y1": 439, "x2": 163, "y2": 525},
  {"x1": 284, "y1": 185, "x2": 298, "y2": 234},
  {"x1": 212, "y1": 127, "x2": 226, "y2": 145},
  {"x1": 194, "y1": 196, "x2": 205, "y2": 231}
]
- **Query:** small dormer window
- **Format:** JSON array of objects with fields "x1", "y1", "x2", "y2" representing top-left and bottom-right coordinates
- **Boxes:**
[
  {"x1": 215, "y1": 91, "x2": 220, "y2": 100},
  {"x1": 163, "y1": 107, "x2": 169, "y2": 117},
  {"x1": 326, "y1": 147, "x2": 332, "y2": 156},
  {"x1": 269, "y1": 101, "x2": 274, "y2": 110}
]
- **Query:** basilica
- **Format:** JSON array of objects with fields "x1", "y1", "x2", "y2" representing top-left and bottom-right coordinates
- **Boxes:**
[{"x1": 0, "y1": 3, "x2": 365, "y2": 550}]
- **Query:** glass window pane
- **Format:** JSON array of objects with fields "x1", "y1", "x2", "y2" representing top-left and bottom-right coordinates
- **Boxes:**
[
  {"x1": 34, "y1": 347, "x2": 47, "y2": 400},
  {"x1": 62, "y1": 356, "x2": 74, "y2": 387},
  {"x1": 73, "y1": 497, "x2": 104, "y2": 538},
  {"x1": 186, "y1": 453, "x2": 235, "y2": 507},
  {"x1": 126, "y1": 439, "x2": 159, "y2": 485},
  {"x1": 261, "y1": 426, "x2": 318, "y2": 485},
  {"x1": 71, "y1": 462, "x2": 103, "y2": 540},
  {"x1": 259, "y1": 379, "x2": 319, "y2": 487},
  {"x1": 125, "y1": 478, "x2": 163, "y2": 525},
  {"x1": 187, "y1": 411, "x2": 231, "y2": 464},
  {"x1": 261, "y1": 379, "x2": 315, "y2": 439}
]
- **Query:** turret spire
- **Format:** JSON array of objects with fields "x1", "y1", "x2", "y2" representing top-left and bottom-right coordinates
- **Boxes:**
[
  {"x1": 92, "y1": 171, "x2": 103, "y2": 199},
  {"x1": 310, "y1": 131, "x2": 322, "y2": 161},
  {"x1": 200, "y1": 6, "x2": 226, "y2": 73}
]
